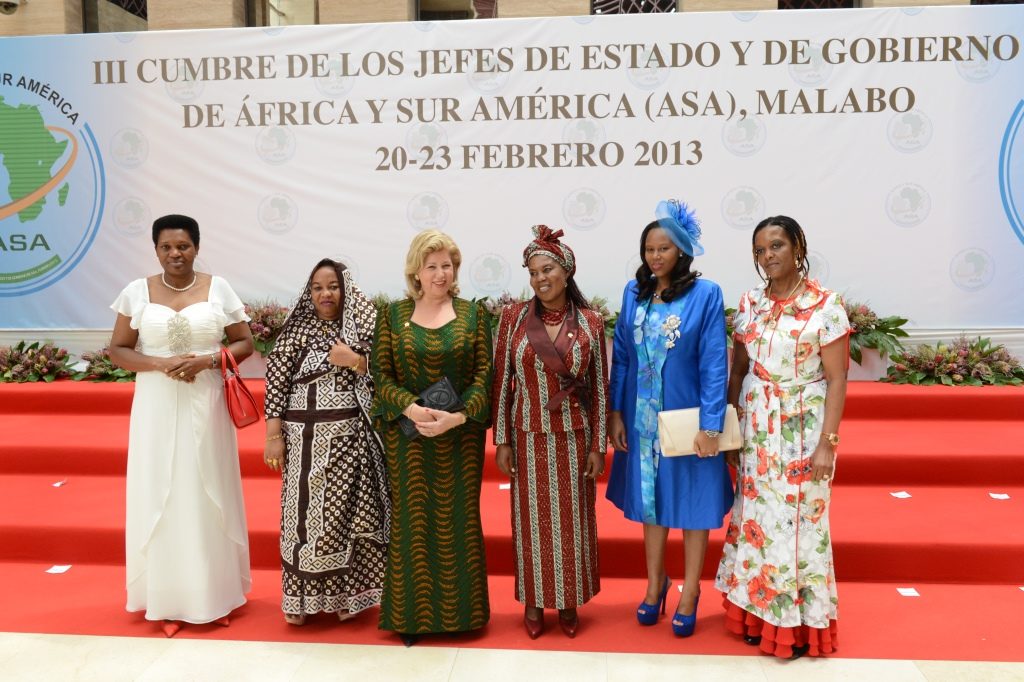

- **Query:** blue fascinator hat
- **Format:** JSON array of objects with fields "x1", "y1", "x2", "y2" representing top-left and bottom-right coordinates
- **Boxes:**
[{"x1": 654, "y1": 199, "x2": 704, "y2": 257}]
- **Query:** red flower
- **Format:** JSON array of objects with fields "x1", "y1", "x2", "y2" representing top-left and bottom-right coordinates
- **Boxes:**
[
  {"x1": 756, "y1": 447, "x2": 770, "y2": 475},
  {"x1": 741, "y1": 476, "x2": 758, "y2": 500},
  {"x1": 807, "y1": 498, "x2": 826, "y2": 523},
  {"x1": 747, "y1": 574, "x2": 778, "y2": 610},
  {"x1": 725, "y1": 522, "x2": 740, "y2": 544},
  {"x1": 742, "y1": 519, "x2": 766, "y2": 549},
  {"x1": 793, "y1": 307, "x2": 814, "y2": 321},
  {"x1": 785, "y1": 493, "x2": 796, "y2": 504},
  {"x1": 785, "y1": 458, "x2": 812, "y2": 485},
  {"x1": 790, "y1": 329, "x2": 801, "y2": 339}
]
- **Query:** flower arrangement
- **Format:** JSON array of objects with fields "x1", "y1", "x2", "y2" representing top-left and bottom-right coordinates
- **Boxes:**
[
  {"x1": 245, "y1": 300, "x2": 291, "y2": 356},
  {"x1": 370, "y1": 292, "x2": 397, "y2": 318},
  {"x1": 725, "y1": 306, "x2": 737, "y2": 348},
  {"x1": 0, "y1": 341, "x2": 76, "y2": 383},
  {"x1": 843, "y1": 299, "x2": 909, "y2": 364},
  {"x1": 587, "y1": 295, "x2": 618, "y2": 337},
  {"x1": 72, "y1": 348, "x2": 136, "y2": 382},
  {"x1": 883, "y1": 336, "x2": 1024, "y2": 386}
]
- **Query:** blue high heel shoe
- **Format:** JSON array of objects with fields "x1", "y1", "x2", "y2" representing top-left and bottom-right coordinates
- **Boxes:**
[
  {"x1": 671, "y1": 591, "x2": 700, "y2": 637},
  {"x1": 636, "y1": 576, "x2": 671, "y2": 625}
]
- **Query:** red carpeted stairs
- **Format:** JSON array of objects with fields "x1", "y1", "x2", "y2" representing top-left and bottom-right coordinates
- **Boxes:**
[{"x1": 1, "y1": 380, "x2": 1022, "y2": 660}]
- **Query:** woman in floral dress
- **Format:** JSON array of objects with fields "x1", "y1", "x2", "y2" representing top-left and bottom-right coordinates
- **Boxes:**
[
  {"x1": 606, "y1": 201, "x2": 732, "y2": 637},
  {"x1": 715, "y1": 215, "x2": 850, "y2": 659}
]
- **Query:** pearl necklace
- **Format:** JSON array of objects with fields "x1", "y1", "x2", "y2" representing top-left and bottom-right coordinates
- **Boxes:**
[{"x1": 161, "y1": 272, "x2": 198, "y2": 292}]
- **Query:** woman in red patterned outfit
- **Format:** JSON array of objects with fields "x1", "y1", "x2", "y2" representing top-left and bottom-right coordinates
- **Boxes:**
[{"x1": 492, "y1": 226, "x2": 609, "y2": 640}]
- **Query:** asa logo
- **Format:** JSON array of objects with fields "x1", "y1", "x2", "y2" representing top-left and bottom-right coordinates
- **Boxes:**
[{"x1": 0, "y1": 77, "x2": 105, "y2": 296}]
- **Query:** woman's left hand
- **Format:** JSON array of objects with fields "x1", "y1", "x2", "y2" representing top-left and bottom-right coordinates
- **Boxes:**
[
  {"x1": 810, "y1": 442, "x2": 836, "y2": 483},
  {"x1": 585, "y1": 451, "x2": 605, "y2": 479},
  {"x1": 693, "y1": 431, "x2": 720, "y2": 458},
  {"x1": 416, "y1": 408, "x2": 466, "y2": 438}
]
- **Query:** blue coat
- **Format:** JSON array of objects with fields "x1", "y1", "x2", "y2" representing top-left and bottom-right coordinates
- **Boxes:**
[{"x1": 605, "y1": 278, "x2": 734, "y2": 529}]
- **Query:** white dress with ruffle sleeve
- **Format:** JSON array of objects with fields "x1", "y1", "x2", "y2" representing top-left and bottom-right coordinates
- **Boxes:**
[{"x1": 111, "y1": 276, "x2": 252, "y2": 623}]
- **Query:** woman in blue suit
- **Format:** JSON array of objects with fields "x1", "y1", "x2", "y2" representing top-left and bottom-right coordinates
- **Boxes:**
[{"x1": 606, "y1": 200, "x2": 733, "y2": 637}]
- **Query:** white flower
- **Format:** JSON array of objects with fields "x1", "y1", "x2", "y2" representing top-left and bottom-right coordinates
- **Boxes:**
[{"x1": 662, "y1": 314, "x2": 681, "y2": 349}]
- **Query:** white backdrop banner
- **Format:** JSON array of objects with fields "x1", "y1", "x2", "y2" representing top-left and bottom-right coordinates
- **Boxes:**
[{"x1": 1, "y1": 5, "x2": 1022, "y2": 329}]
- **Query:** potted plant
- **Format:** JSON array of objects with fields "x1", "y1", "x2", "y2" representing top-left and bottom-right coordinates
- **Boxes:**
[
  {"x1": 0, "y1": 341, "x2": 75, "y2": 383},
  {"x1": 72, "y1": 348, "x2": 136, "y2": 382},
  {"x1": 883, "y1": 336, "x2": 1024, "y2": 386},
  {"x1": 844, "y1": 299, "x2": 909, "y2": 380}
]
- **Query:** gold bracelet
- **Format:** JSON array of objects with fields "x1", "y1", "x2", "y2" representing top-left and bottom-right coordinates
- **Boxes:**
[
  {"x1": 266, "y1": 433, "x2": 284, "y2": 441},
  {"x1": 350, "y1": 356, "x2": 362, "y2": 372}
]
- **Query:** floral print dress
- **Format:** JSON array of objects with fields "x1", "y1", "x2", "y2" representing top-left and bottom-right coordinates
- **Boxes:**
[{"x1": 715, "y1": 279, "x2": 849, "y2": 657}]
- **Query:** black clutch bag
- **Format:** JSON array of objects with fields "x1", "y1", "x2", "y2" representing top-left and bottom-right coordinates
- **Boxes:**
[{"x1": 398, "y1": 376, "x2": 466, "y2": 439}]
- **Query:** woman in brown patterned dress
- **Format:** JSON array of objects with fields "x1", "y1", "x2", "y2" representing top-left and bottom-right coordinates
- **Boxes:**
[
  {"x1": 263, "y1": 259, "x2": 390, "y2": 626},
  {"x1": 371, "y1": 230, "x2": 493, "y2": 647},
  {"x1": 492, "y1": 226, "x2": 609, "y2": 639}
]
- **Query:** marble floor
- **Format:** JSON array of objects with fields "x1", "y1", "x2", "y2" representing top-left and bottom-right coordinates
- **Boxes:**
[{"x1": 0, "y1": 633, "x2": 1021, "y2": 682}]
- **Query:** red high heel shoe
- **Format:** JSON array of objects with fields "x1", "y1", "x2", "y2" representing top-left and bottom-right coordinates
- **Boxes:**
[
  {"x1": 161, "y1": 620, "x2": 181, "y2": 638},
  {"x1": 213, "y1": 616, "x2": 230, "y2": 627},
  {"x1": 524, "y1": 608, "x2": 544, "y2": 640},
  {"x1": 558, "y1": 609, "x2": 579, "y2": 638}
]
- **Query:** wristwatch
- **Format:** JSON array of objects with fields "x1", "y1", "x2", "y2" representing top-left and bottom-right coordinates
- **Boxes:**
[
  {"x1": 702, "y1": 429, "x2": 721, "y2": 438},
  {"x1": 211, "y1": 353, "x2": 219, "y2": 369},
  {"x1": 824, "y1": 432, "x2": 840, "y2": 447}
]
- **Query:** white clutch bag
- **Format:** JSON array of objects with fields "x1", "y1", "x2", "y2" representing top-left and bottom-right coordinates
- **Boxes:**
[{"x1": 657, "y1": 405, "x2": 742, "y2": 457}]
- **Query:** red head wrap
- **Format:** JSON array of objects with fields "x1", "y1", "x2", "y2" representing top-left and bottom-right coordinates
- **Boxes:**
[{"x1": 522, "y1": 225, "x2": 576, "y2": 277}]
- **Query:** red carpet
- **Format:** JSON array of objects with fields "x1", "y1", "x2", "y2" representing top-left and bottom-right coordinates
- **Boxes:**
[{"x1": 1, "y1": 381, "x2": 1022, "y2": 661}]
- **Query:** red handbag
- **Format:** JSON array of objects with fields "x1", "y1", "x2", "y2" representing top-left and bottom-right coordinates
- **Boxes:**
[{"x1": 221, "y1": 348, "x2": 260, "y2": 428}]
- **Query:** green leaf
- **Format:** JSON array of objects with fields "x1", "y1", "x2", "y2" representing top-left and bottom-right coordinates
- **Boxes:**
[
  {"x1": 940, "y1": 374, "x2": 953, "y2": 386},
  {"x1": 781, "y1": 426, "x2": 795, "y2": 443}
]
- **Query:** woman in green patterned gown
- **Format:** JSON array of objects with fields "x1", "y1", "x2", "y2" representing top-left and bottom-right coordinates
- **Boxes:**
[{"x1": 371, "y1": 230, "x2": 493, "y2": 646}]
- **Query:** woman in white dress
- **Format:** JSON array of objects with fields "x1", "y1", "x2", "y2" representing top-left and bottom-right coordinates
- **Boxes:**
[{"x1": 109, "y1": 214, "x2": 254, "y2": 638}]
